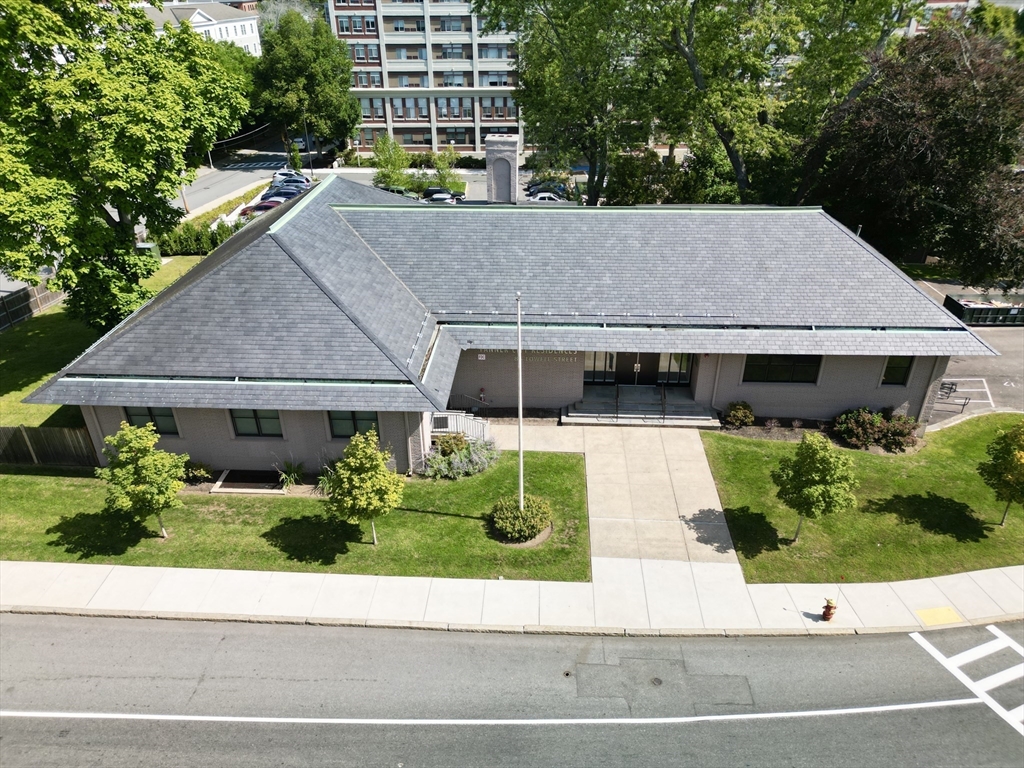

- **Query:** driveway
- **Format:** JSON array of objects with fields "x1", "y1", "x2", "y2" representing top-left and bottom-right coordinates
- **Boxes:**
[{"x1": 932, "y1": 327, "x2": 1024, "y2": 425}]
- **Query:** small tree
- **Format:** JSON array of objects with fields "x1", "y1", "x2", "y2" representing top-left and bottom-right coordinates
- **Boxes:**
[
  {"x1": 432, "y1": 144, "x2": 461, "y2": 190},
  {"x1": 978, "y1": 420, "x2": 1024, "y2": 527},
  {"x1": 770, "y1": 432, "x2": 858, "y2": 542},
  {"x1": 318, "y1": 428, "x2": 404, "y2": 545},
  {"x1": 96, "y1": 422, "x2": 188, "y2": 538},
  {"x1": 371, "y1": 134, "x2": 412, "y2": 189}
]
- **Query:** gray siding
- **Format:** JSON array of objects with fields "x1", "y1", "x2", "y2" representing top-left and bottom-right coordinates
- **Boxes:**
[
  {"x1": 450, "y1": 349, "x2": 584, "y2": 409},
  {"x1": 91, "y1": 406, "x2": 418, "y2": 473},
  {"x1": 697, "y1": 354, "x2": 946, "y2": 421}
]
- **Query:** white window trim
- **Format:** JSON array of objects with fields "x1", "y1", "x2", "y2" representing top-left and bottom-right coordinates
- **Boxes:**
[{"x1": 877, "y1": 355, "x2": 916, "y2": 388}]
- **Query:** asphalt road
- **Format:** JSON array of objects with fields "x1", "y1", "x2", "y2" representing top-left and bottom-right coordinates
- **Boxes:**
[
  {"x1": 1, "y1": 615, "x2": 1021, "y2": 767},
  {"x1": 175, "y1": 152, "x2": 288, "y2": 213},
  {"x1": 933, "y1": 327, "x2": 1024, "y2": 422}
]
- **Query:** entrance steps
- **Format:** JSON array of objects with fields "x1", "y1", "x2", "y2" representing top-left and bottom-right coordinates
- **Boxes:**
[{"x1": 561, "y1": 385, "x2": 721, "y2": 428}]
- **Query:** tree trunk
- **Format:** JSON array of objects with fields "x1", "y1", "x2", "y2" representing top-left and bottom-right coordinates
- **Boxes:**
[
  {"x1": 156, "y1": 512, "x2": 167, "y2": 539},
  {"x1": 1000, "y1": 500, "x2": 1011, "y2": 527},
  {"x1": 793, "y1": 515, "x2": 804, "y2": 543},
  {"x1": 371, "y1": 520, "x2": 378, "y2": 546},
  {"x1": 666, "y1": 143, "x2": 676, "y2": 165},
  {"x1": 712, "y1": 120, "x2": 749, "y2": 193}
]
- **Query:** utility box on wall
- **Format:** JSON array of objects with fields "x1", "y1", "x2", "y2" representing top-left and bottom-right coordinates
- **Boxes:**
[{"x1": 485, "y1": 134, "x2": 520, "y2": 204}]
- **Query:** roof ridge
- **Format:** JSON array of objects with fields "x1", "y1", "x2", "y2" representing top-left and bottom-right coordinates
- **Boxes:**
[
  {"x1": 330, "y1": 207, "x2": 433, "y2": 364},
  {"x1": 268, "y1": 232, "x2": 445, "y2": 410}
]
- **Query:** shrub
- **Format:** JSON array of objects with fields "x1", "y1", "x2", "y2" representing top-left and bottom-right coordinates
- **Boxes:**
[
  {"x1": 435, "y1": 432, "x2": 469, "y2": 457},
  {"x1": 833, "y1": 407, "x2": 918, "y2": 452},
  {"x1": 724, "y1": 401, "x2": 754, "y2": 428},
  {"x1": 490, "y1": 494, "x2": 552, "y2": 542},
  {"x1": 791, "y1": 419, "x2": 804, "y2": 430},
  {"x1": 424, "y1": 439, "x2": 500, "y2": 480},
  {"x1": 455, "y1": 156, "x2": 486, "y2": 169},
  {"x1": 833, "y1": 407, "x2": 885, "y2": 449},
  {"x1": 879, "y1": 413, "x2": 919, "y2": 453},
  {"x1": 183, "y1": 459, "x2": 213, "y2": 485},
  {"x1": 764, "y1": 418, "x2": 781, "y2": 432}
]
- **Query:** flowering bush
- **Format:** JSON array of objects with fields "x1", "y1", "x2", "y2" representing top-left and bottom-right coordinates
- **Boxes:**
[{"x1": 424, "y1": 438, "x2": 500, "y2": 480}]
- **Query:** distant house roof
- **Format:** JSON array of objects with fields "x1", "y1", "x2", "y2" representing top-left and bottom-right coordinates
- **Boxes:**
[
  {"x1": 28, "y1": 177, "x2": 995, "y2": 411},
  {"x1": 141, "y1": 1, "x2": 256, "y2": 29}
]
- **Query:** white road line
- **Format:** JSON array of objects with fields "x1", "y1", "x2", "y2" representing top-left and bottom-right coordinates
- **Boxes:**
[
  {"x1": 911, "y1": 626, "x2": 1024, "y2": 736},
  {"x1": 0, "y1": 699, "x2": 982, "y2": 727},
  {"x1": 982, "y1": 378, "x2": 995, "y2": 406},
  {"x1": 948, "y1": 637, "x2": 1010, "y2": 667}
]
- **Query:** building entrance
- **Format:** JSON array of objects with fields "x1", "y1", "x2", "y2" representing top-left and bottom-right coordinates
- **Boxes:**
[{"x1": 615, "y1": 352, "x2": 661, "y2": 386}]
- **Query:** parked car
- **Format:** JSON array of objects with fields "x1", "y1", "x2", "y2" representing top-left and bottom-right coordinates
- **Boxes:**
[
  {"x1": 428, "y1": 193, "x2": 457, "y2": 204},
  {"x1": 382, "y1": 185, "x2": 409, "y2": 196},
  {"x1": 526, "y1": 181, "x2": 568, "y2": 197},
  {"x1": 239, "y1": 200, "x2": 282, "y2": 217},
  {"x1": 526, "y1": 192, "x2": 566, "y2": 203},
  {"x1": 291, "y1": 137, "x2": 307, "y2": 151},
  {"x1": 271, "y1": 178, "x2": 310, "y2": 191},
  {"x1": 261, "y1": 188, "x2": 302, "y2": 201},
  {"x1": 273, "y1": 169, "x2": 306, "y2": 183},
  {"x1": 423, "y1": 186, "x2": 466, "y2": 201}
]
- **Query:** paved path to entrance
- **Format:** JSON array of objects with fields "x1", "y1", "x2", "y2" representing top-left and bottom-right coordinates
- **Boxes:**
[{"x1": 2, "y1": 425, "x2": 1022, "y2": 633}]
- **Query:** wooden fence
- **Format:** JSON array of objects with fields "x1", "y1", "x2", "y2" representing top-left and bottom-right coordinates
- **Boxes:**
[
  {"x1": 0, "y1": 426, "x2": 98, "y2": 467},
  {"x1": 0, "y1": 284, "x2": 65, "y2": 331}
]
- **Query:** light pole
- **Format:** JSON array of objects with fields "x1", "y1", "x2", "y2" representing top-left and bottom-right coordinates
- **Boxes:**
[
  {"x1": 303, "y1": 117, "x2": 313, "y2": 178},
  {"x1": 516, "y1": 291, "x2": 524, "y2": 511}
]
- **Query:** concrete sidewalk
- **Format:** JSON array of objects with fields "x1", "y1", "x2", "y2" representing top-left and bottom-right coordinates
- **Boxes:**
[{"x1": 2, "y1": 425, "x2": 1022, "y2": 635}]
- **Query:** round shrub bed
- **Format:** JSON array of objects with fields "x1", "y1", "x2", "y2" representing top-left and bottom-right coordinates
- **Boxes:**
[{"x1": 490, "y1": 494, "x2": 553, "y2": 543}]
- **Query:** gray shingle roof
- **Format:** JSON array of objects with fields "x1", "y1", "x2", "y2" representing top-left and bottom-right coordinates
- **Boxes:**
[
  {"x1": 335, "y1": 206, "x2": 968, "y2": 330},
  {"x1": 28, "y1": 186, "x2": 996, "y2": 411}
]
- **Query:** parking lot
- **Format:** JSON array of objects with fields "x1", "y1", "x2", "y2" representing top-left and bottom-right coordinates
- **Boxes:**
[{"x1": 931, "y1": 327, "x2": 1024, "y2": 425}]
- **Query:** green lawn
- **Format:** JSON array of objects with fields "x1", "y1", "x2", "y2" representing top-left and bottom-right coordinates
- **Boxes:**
[
  {"x1": 142, "y1": 256, "x2": 202, "y2": 294},
  {"x1": 702, "y1": 414, "x2": 1024, "y2": 584},
  {"x1": 0, "y1": 258, "x2": 202, "y2": 428},
  {"x1": 0, "y1": 451, "x2": 591, "y2": 582},
  {"x1": 896, "y1": 262, "x2": 956, "y2": 283}
]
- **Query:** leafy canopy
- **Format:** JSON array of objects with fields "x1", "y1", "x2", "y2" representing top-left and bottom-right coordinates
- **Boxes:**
[
  {"x1": 476, "y1": 0, "x2": 654, "y2": 204},
  {"x1": 801, "y1": 28, "x2": 1024, "y2": 287},
  {"x1": 318, "y1": 428, "x2": 404, "y2": 523},
  {"x1": 0, "y1": 0, "x2": 247, "y2": 330},
  {"x1": 372, "y1": 134, "x2": 412, "y2": 188},
  {"x1": 253, "y1": 10, "x2": 361, "y2": 146},
  {"x1": 771, "y1": 432, "x2": 858, "y2": 519},
  {"x1": 96, "y1": 422, "x2": 188, "y2": 523},
  {"x1": 978, "y1": 420, "x2": 1024, "y2": 507}
]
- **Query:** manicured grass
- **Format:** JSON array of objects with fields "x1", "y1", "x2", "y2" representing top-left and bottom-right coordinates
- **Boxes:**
[
  {"x1": 702, "y1": 415, "x2": 1024, "y2": 584},
  {"x1": 0, "y1": 451, "x2": 591, "y2": 581},
  {"x1": 0, "y1": 308, "x2": 98, "y2": 428},
  {"x1": 896, "y1": 262, "x2": 956, "y2": 283},
  {"x1": 142, "y1": 256, "x2": 202, "y2": 294},
  {"x1": 0, "y1": 258, "x2": 203, "y2": 428}
]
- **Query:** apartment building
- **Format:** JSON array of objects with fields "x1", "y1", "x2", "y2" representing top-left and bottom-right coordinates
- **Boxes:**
[
  {"x1": 142, "y1": 1, "x2": 262, "y2": 55},
  {"x1": 327, "y1": 0, "x2": 521, "y2": 154}
]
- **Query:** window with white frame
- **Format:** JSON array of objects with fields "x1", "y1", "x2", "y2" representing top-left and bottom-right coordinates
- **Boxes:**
[
  {"x1": 439, "y1": 17, "x2": 462, "y2": 32},
  {"x1": 398, "y1": 75, "x2": 409, "y2": 87},
  {"x1": 396, "y1": 47, "x2": 407, "y2": 59},
  {"x1": 230, "y1": 409, "x2": 283, "y2": 437},
  {"x1": 337, "y1": 16, "x2": 350, "y2": 33},
  {"x1": 357, "y1": 71, "x2": 369, "y2": 87},
  {"x1": 370, "y1": 71, "x2": 382, "y2": 87},
  {"x1": 368, "y1": 44, "x2": 379, "y2": 60},
  {"x1": 393, "y1": 19, "x2": 405, "y2": 31},
  {"x1": 442, "y1": 44, "x2": 462, "y2": 59},
  {"x1": 353, "y1": 44, "x2": 365, "y2": 60},
  {"x1": 124, "y1": 407, "x2": 178, "y2": 436},
  {"x1": 352, "y1": 17, "x2": 362, "y2": 32},
  {"x1": 365, "y1": 16, "x2": 375, "y2": 32},
  {"x1": 442, "y1": 71, "x2": 464, "y2": 87},
  {"x1": 329, "y1": 411, "x2": 378, "y2": 439},
  {"x1": 882, "y1": 356, "x2": 914, "y2": 386}
]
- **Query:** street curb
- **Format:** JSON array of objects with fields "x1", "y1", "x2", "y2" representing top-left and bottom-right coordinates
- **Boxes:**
[
  {"x1": 925, "y1": 408, "x2": 1024, "y2": 432},
  {"x1": 3, "y1": 605, "x2": 1022, "y2": 636}
]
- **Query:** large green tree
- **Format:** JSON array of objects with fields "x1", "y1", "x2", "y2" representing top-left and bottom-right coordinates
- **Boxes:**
[
  {"x1": 253, "y1": 10, "x2": 361, "y2": 152},
  {"x1": 771, "y1": 432, "x2": 858, "y2": 542},
  {"x1": 643, "y1": 0, "x2": 918, "y2": 200},
  {"x1": 978, "y1": 420, "x2": 1024, "y2": 527},
  {"x1": 475, "y1": 0, "x2": 654, "y2": 205},
  {"x1": 0, "y1": 0, "x2": 247, "y2": 330},
  {"x1": 800, "y1": 27, "x2": 1024, "y2": 286}
]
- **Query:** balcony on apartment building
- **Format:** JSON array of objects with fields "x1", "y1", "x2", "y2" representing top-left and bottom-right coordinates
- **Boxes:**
[
  {"x1": 432, "y1": 72, "x2": 474, "y2": 88},
  {"x1": 432, "y1": 43, "x2": 472, "y2": 63},
  {"x1": 386, "y1": 17, "x2": 427, "y2": 36}
]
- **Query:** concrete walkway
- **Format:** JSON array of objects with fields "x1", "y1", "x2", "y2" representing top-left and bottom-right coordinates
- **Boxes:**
[{"x1": 2, "y1": 425, "x2": 1022, "y2": 635}]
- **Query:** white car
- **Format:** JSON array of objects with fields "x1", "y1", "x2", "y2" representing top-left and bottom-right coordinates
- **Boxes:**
[
  {"x1": 272, "y1": 169, "x2": 306, "y2": 182},
  {"x1": 291, "y1": 137, "x2": 307, "y2": 151},
  {"x1": 527, "y1": 192, "x2": 565, "y2": 203}
]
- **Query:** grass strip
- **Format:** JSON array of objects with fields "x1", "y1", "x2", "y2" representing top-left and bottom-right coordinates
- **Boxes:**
[
  {"x1": 702, "y1": 414, "x2": 1024, "y2": 583},
  {"x1": 0, "y1": 451, "x2": 591, "y2": 582}
]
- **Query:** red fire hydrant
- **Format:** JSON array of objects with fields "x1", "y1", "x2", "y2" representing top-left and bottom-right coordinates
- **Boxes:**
[{"x1": 822, "y1": 598, "x2": 837, "y2": 622}]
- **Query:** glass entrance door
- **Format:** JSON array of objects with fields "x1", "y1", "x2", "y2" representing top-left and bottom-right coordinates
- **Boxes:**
[{"x1": 615, "y1": 352, "x2": 660, "y2": 386}]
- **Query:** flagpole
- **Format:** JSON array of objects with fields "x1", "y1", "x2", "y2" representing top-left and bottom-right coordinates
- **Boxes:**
[{"x1": 516, "y1": 291, "x2": 524, "y2": 511}]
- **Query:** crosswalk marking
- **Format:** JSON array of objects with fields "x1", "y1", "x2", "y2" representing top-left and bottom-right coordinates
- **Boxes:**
[
  {"x1": 223, "y1": 161, "x2": 284, "y2": 169},
  {"x1": 911, "y1": 625, "x2": 1024, "y2": 736}
]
